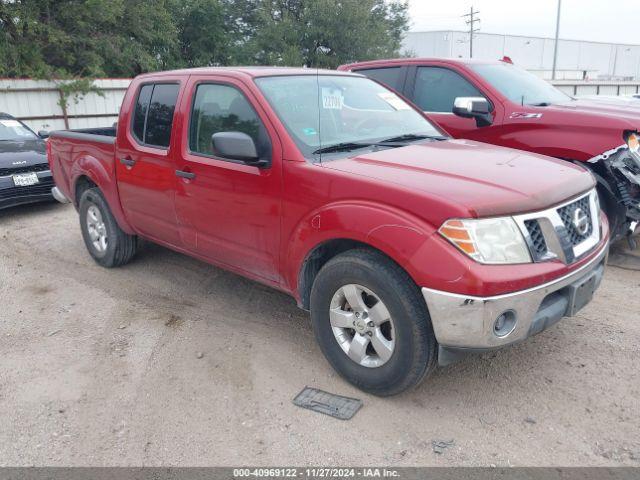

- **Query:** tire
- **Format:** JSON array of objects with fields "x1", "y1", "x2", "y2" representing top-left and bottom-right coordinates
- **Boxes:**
[
  {"x1": 79, "y1": 187, "x2": 138, "y2": 268},
  {"x1": 309, "y1": 249, "x2": 437, "y2": 396}
]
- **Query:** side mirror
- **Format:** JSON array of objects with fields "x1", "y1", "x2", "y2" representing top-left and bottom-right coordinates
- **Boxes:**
[
  {"x1": 452, "y1": 97, "x2": 493, "y2": 127},
  {"x1": 38, "y1": 130, "x2": 50, "y2": 139},
  {"x1": 211, "y1": 131, "x2": 267, "y2": 167}
]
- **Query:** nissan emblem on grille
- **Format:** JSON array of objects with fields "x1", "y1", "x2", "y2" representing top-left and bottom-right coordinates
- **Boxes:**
[
  {"x1": 557, "y1": 196, "x2": 593, "y2": 247},
  {"x1": 514, "y1": 190, "x2": 599, "y2": 265},
  {"x1": 572, "y1": 208, "x2": 589, "y2": 236}
]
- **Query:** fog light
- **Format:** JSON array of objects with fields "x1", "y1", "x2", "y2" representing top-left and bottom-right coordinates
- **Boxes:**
[{"x1": 494, "y1": 310, "x2": 517, "y2": 337}]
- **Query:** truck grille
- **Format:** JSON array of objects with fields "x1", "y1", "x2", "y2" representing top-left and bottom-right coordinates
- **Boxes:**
[
  {"x1": 0, "y1": 163, "x2": 50, "y2": 177},
  {"x1": 524, "y1": 219, "x2": 548, "y2": 257},
  {"x1": 557, "y1": 196, "x2": 593, "y2": 246},
  {"x1": 514, "y1": 189, "x2": 600, "y2": 264}
]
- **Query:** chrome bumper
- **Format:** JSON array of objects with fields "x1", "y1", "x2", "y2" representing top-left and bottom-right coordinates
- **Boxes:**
[{"x1": 422, "y1": 243, "x2": 608, "y2": 350}]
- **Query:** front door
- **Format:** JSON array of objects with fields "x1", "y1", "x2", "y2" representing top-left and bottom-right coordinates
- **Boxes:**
[
  {"x1": 115, "y1": 81, "x2": 183, "y2": 247},
  {"x1": 173, "y1": 76, "x2": 282, "y2": 283},
  {"x1": 407, "y1": 66, "x2": 502, "y2": 142}
]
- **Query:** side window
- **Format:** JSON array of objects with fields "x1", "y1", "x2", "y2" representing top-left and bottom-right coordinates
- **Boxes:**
[
  {"x1": 413, "y1": 67, "x2": 483, "y2": 113},
  {"x1": 132, "y1": 84, "x2": 153, "y2": 142},
  {"x1": 189, "y1": 83, "x2": 269, "y2": 159},
  {"x1": 356, "y1": 67, "x2": 403, "y2": 91},
  {"x1": 130, "y1": 83, "x2": 179, "y2": 148}
]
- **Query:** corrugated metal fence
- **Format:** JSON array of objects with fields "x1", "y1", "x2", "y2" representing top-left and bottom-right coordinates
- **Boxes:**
[
  {"x1": 553, "y1": 80, "x2": 640, "y2": 97},
  {"x1": 0, "y1": 78, "x2": 131, "y2": 132},
  {"x1": 1, "y1": 77, "x2": 640, "y2": 134}
]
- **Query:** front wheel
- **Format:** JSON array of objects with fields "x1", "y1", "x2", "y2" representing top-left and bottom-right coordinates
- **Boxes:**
[
  {"x1": 79, "y1": 187, "x2": 138, "y2": 267},
  {"x1": 309, "y1": 249, "x2": 437, "y2": 396}
]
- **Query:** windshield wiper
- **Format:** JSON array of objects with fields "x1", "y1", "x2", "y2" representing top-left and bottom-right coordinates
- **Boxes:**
[
  {"x1": 312, "y1": 134, "x2": 446, "y2": 155},
  {"x1": 377, "y1": 133, "x2": 443, "y2": 144},
  {"x1": 529, "y1": 102, "x2": 552, "y2": 107},
  {"x1": 312, "y1": 142, "x2": 373, "y2": 155}
]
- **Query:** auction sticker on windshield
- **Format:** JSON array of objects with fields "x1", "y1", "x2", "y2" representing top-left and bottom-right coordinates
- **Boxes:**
[{"x1": 322, "y1": 88, "x2": 344, "y2": 110}]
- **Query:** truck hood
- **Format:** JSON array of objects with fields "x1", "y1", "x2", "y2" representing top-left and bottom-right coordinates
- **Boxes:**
[
  {"x1": 544, "y1": 98, "x2": 640, "y2": 130},
  {"x1": 0, "y1": 139, "x2": 47, "y2": 169},
  {"x1": 322, "y1": 139, "x2": 594, "y2": 218}
]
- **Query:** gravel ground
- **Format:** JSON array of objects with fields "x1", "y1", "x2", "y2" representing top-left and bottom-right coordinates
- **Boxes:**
[{"x1": 0, "y1": 202, "x2": 639, "y2": 467}]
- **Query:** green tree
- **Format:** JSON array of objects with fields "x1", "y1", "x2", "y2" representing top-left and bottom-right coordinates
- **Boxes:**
[
  {"x1": 244, "y1": 0, "x2": 409, "y2": 68},
  {"x1": 169, "y1": 0, "x2": 234, "y2": 67},
  {"x1": 0, "y1": 0, "x2": 410, "y2": 77},
  {"x1": 0, "y1": 0, "x2": 180, "y2": 77}
]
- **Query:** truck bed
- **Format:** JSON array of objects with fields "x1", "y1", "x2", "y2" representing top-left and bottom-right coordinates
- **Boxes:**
[
  {"x1": 48, "y1": 126, "x2": 118, "y2": 208},
  {"x1": 49, "y1": 126, "x2": 117, "y2": 144}
]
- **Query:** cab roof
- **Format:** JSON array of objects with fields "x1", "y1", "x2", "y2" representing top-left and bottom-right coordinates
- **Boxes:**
[
  {"x1": 135, "y1": 66, "x2": 361, "y2": 80},
  {"x1": 339, "y1": 57, "x2": 504, "y2": 70}
]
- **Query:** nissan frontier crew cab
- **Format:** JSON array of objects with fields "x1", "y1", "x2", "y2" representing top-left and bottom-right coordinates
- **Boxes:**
[
  {"x1": 47, "y1": 68, "x2": 609, "y2": 396},
  {"x1": 339, "y1": 58, "x2": 640, "y2": 243}
]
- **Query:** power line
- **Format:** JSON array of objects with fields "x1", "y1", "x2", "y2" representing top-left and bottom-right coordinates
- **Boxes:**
[{"x1": 462, "y1": 7, "x2": 480, "y2": 58}]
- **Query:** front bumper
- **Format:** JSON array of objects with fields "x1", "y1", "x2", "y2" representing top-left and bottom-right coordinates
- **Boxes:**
[
  {"x1": 422, "y1": 241, "x2": 608, "y2": 362},
  {"x1": 0, "y1": 170, "x2": 54, "y2": 209}
]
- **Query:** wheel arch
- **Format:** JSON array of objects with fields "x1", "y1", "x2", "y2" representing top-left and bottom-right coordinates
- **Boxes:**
[
  {"x1": 297, "y1": 238, "x2": 386, "y2": 310},
  {"x1": 74, "y1": 175, "x2": 98, "y2": 207},
  {"x1": 287, "y1": 201, "x2": 470, "y2": 310},
  {"x1": 575, "y1": 160, "x2": 628, "y2": 240},
  {"x1": 70, "y1": 156, "x2": 136, "y2": 235}
]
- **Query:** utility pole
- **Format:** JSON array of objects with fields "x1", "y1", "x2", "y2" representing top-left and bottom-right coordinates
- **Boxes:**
[
  {"x1": 463, "y1": 7, "x2": 480, "y2": 58},
  {"x1": 551, "y1": 0, "x2": 562, "y2": 80}
]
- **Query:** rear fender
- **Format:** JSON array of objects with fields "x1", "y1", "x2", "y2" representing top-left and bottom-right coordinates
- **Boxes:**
[{"x1": 70, "y1": 155, "x2": 135, "y2": 234}]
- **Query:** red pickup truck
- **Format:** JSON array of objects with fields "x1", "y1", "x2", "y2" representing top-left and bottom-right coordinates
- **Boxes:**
[
  {"x1": 339, "y1": 58, "x2": 640, "y2": 243},
  {"x1": 48, "y1": 67, "x2": 609, "y2": 395}
]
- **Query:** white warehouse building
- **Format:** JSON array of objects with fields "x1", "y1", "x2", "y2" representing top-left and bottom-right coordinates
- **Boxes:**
[{"x1": 403, "y1": 31, "x2": 640, "y2": 81}]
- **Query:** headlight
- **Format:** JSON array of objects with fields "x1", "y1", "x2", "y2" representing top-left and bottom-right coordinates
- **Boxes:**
[
  {"x1": 439, "y1": 217, "x2": 531, "y2": 264},
  {"x1": 626, "y1": 132, "x2": 639, "y2": 155}
]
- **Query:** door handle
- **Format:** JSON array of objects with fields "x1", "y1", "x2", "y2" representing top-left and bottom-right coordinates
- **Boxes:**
[
  {"x1": 120, "y1": 158, "x2": 136, "y2": 167},
  {"x1": 175, "y1": 170, "x2": 196, "y2": 180}
]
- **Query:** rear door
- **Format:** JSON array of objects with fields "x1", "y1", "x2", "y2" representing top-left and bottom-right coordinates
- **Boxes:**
[
  {"x1": 115, "y1": 81, "x2": 183, "y2": 246},
  {"x1": 351, "y1": 66, "x2": 408, "y2": 94},
  {"x1": 173, "y1": 75, "x2": 282, "y2": 283}
]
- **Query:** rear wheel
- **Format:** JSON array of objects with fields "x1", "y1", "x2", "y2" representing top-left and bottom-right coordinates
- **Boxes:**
[
  {"x1": 309, "y1": 249, "x2": 437, "y2": 396},
  {"x1": 79, "y1": 187, "x2": 137, "y2": 267}
]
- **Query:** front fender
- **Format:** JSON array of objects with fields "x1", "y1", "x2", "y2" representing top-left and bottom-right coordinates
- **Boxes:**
[{"x1": 285, "y1": 201, "x2": 471, "y2": 300}]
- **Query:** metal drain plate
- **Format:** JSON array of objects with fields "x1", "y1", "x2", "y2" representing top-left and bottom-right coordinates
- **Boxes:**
[{"x1": 293, "y1": 387, "x2": 363, "y2": 420}]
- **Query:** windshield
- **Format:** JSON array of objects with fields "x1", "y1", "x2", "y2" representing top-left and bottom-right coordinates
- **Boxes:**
[
  {"x1": 471, "y1": 63, "x2": 572, "y2": 106},
  {"x1": 0, "y1": 119, "x2": 38, "y2": 141},
  {"x1": 255, "y1": 75, "x2": 444, "y2": 160}
]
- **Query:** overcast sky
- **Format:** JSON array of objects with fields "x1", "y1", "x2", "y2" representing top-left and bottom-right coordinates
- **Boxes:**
[{"x1": 408, "y1": 0, "x2": 640, "y2": 45}]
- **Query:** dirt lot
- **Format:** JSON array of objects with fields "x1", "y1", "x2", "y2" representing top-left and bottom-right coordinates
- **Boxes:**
[{"x1": 0, "y1": 202, "x2": 639, "y2": 467}]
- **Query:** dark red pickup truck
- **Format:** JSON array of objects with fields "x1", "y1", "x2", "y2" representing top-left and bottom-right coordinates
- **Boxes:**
[
  {"x1": 339, "y1": 58, "x2": 640, "y2": 242},
  {"x1": 48, "y1": 67, "x2": 608, "y2": 395}
]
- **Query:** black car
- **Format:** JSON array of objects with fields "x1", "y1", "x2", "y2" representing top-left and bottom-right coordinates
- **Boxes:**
[{"x1": 0, "y1": 113, "x2": 55, "y2": 209}]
